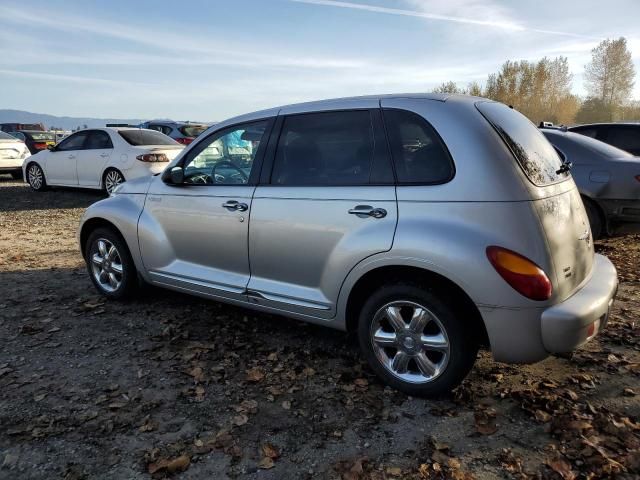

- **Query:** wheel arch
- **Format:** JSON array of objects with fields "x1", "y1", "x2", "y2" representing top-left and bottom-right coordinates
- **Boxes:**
[
  {"x1": 342, "y1": 264, "x2": 490, "y2": 348},
  {"x1": 102, "y1": 167, "x2": 125, "y2": 191},
  {"x1": 80, "y1": 217, "x2": 126, "y2": 258},
  {"x1": 580, "y1": 193, "x2": 607, "y2": 236}
]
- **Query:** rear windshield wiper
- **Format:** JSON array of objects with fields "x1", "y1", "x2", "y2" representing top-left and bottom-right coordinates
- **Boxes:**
[{"x1": 556, "y1": 160, "x2": 572, "y2": 175}]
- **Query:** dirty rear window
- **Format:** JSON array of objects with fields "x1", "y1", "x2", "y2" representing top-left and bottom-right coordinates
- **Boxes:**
[{"x1": 476, "y1": 102, "x2": 568, "y2": 186}]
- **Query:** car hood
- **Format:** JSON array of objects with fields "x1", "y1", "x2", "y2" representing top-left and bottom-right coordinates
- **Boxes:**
[{"x1": 116, "y1": 175, "x2": 154, "y2": 194}]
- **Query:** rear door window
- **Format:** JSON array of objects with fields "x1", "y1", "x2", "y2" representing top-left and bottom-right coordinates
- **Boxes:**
[
  {"x1": 382, "y1": 109, "x2": 454, "y2": 184},
  {"x1": 271, "y1": 110, "x2": 375, "y2": 185},
  {"x1": 85, "y1": 131, "x2": 113, "y2": 149},
  {"x1": 476, "y1": 102, "x2": 568, "y2": 186}
]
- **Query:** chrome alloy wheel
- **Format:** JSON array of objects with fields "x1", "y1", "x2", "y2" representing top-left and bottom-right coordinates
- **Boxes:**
[
  {"x1": 370, "y1": 301, "x2": 450, "y2": 384},
  {"x1": 104, "y1": 170, "x2": 124, "y2": 194},
  {"x1": 28, "y1": 164, "x2": 43, "y2": 189},
  {"x1": 90, "y1": 238, "x2": 124, "y2": 292}
]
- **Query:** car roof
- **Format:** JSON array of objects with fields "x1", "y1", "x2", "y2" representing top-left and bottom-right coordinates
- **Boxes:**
[
  {"x1": 216, "y1": 93, "x2": 483, "y2": 130},
  {"x1": 570, "y1": 122, "x2": 640, "y2": 128}
]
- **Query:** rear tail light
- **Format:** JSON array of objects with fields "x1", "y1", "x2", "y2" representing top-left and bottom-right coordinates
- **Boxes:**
[
  {"x1": 635, "y1": 175, "x2": 640, "y2": 183},
  {"x1": 176, "y1": 137, "x2": 194, "y2": 145},
  {"x1": 33, "y1": 142, "x2": 47, "y2": 150},
  {"x1": 136, "y1": 153, "x2": 169, "y2": 163},
  {"x1": 486, "y1": 246, "x2": 552, "y2": 301}
]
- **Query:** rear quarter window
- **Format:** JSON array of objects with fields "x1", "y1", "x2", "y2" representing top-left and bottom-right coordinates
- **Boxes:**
[{"x1": 476, "y1": 102, "x2": 568, "y2": 186}]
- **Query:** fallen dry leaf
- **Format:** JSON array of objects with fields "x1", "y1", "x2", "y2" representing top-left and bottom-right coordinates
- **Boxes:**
[{"x1": 148, "y1": 454, "x2": 190, "y2": 475}]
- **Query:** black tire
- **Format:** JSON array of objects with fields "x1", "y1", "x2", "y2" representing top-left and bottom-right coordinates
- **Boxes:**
[
  {"x1": 26, "y1": 162, "x2": 47, "y2": 191},
  {"x1": 583, "y1": 197, "x2": 604, "y2": 240},
  {"x1": 10, "y1": 171, "x2": 23, "y2": 180},
  {"x1": 357, "y1": 282, "x2": 478, "y2": 397},
  {"x1": 103, "y1": 168, "x2": 125, "y2": 195},
  {"x1": 85, "y1": 227, "x2": 138, "y2": 299}
]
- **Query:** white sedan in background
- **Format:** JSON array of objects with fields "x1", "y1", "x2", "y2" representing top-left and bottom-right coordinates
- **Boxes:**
[
  {"x1": 23, "y1": 128, "x2": 184, "y2": 194},
  {"x1": 0, "y1": 130, "x2": 30, "y2": 179}
]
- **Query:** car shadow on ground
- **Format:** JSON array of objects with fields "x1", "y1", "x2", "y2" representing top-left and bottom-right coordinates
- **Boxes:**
[{"x1": 0, "y1": 176, "x2": 105, "y2": 212}]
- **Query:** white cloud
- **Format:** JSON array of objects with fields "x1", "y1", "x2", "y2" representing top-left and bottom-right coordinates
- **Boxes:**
[{"x1": 291, "y1": 0, "x2": 602, "y2": 39}]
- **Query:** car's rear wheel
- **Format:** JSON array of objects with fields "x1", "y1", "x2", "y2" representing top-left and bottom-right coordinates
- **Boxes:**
[
  {"x1": 103, "y1": 168, "x2": 124, "y2": 195},
  {"x1": 583, "y1": 197, "x2": 604, "y2": 240},
  {"x1": 26, "y1": 163, "x2": 47, "y2": 191},
  {"x1": 85, "y1": 228, "x2": 137, "y2": 299},
  {"x1": 358, "y1": 282, "x2": 478, "y2": 397}
]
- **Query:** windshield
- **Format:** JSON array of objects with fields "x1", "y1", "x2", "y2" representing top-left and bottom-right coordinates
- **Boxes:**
[
  {"x1": 179, "y1": 125, "x2": 208, "y2": 137},
  {"x1": 118, "y1": 129, "x2": 179, "y2": 146},
  {"x1": 0, "y1": 131, "x2": 18, "y2": 141},
  {"x1": 476, "y1": 102, "x2": 569, "y2": 185},
  {"x1": 565, "y1": 131, "x2": 634, "y2": 158}
]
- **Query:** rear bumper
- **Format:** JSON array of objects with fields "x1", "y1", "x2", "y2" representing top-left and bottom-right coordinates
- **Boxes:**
[
  {"x1": 541, "y1": 254, "x2": 617, "y2": 353},
  {"x1": 481, "y1": 254, "x2": 618, "y2": 363}
]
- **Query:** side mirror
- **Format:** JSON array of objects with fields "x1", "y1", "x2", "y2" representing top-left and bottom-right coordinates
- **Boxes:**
[
  {"x1": 47, "y1": 144, "x2": 57, "y2": 151},
  {"x1": 163, "y1": 166, "x2": 184, "y2": 185}
]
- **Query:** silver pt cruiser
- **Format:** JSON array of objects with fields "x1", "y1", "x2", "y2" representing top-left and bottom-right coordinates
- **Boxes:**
[{"x1": 79, "y1": 94, "x2": 618, "y2": 396}]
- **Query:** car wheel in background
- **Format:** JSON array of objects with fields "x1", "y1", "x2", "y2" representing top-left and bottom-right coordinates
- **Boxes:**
[
  {"x1": 85, "y1": 228, "x2": 137, "y2": 299},
  {"x1": 582, "y1": 197, "x2": 604, "y2": 240},
  {"x1": 357, "y1": 282, "x2": 478, "y2": 397},
  {"x1": 103, "y1": 168, "x2": 125, "y2": 195},
  {"x1": 26, "y1": 163, "x2": 47, "y2": 191}
]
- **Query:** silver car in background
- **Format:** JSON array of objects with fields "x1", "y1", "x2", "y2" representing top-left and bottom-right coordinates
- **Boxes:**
[
  {"x1": 78, "y1": 94, "x2": 618, "y2": 396},
  {"x1": 541, "y1": 128, "x2": 640, "y2": 238}
]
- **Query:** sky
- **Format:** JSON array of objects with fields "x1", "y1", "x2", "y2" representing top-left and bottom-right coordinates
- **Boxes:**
[{"x1": 1, "y1": 0, "x2": 639, "y2": 122}]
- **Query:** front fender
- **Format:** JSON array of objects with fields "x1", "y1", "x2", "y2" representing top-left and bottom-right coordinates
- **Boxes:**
[{"x1": 78, "y1": 194, "x2": 147, "y2": 276}]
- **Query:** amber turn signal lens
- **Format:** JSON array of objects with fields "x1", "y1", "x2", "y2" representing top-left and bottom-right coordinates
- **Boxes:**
[{"x1": 486, "y1": 246, "x2": 552, "y2": 301}]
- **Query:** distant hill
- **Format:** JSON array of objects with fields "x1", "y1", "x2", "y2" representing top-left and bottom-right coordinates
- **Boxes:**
[{"x1": 0, "y1": 109, "x2": 145, "y2": 131}]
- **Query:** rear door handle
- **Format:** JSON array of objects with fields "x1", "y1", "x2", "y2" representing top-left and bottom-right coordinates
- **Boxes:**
[
  {"x1": 222, "y1": 200, "x2": 248, "y2": 212},
  {"x1": 348, "y1": 205, "x2": 387, "y2": 219},
  {"x1": 68, "y1": 154, "x2": 76, "y2": 159},
  {"x1": 100, "y1": 153, "x2": 109, "y2": 158}
]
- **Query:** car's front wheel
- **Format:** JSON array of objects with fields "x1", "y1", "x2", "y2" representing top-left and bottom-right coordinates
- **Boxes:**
[
  {"x1": 26, "y1": 163, "x2": 47, "y2": 191},
  {"x1": 358, "y1": 282, "x2": 478, "y2": 397},
  {"x1": 85, "y1": 228, "x2": 137, "y2": 299}
]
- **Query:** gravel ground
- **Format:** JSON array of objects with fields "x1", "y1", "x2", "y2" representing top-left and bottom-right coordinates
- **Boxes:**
[{"x1": 0, "y1": 175, "x2": 638, "y2": 480}]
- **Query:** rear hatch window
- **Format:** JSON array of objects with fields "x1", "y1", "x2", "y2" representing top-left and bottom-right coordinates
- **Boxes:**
[
  {"x1": 179, "y1": 125, "x2": 208, "y2": 138},
  {"x1": 476, "y1": 102, "x2": 569, "y2": 186},
  {"x1": 28, "y1": 132, "x2": 56, "y2": 141},
  {"x1": 119, "y1": 130, "x2": 179, "y2": 146},
  {"x1": 478, "y1": 102, "x2": 592, "y2": 301}
]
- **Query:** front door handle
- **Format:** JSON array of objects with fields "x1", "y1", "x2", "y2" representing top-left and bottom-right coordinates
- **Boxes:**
[
  {"x1": 348, "y1": 205, "x2": 387, "y2": 219},
  {"x1": 222, "y1": 200, "x2": 248, "y2": 212},
  {"x1": 68, "y1": 154, "x2": 76, "y2": 159}
]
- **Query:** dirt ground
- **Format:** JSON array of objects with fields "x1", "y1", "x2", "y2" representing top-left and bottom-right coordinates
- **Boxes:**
[{"x1": 0, "y1": 176, "x2": 638, "y2": 480}]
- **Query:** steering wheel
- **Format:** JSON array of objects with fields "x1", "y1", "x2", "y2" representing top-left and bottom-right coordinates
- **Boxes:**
[
  {"x1": 186, "y1": 172, "x2": 213, "y2": 184},
  {"x1": 212, "y1": 161, "x2": 249, "y2": 184}
]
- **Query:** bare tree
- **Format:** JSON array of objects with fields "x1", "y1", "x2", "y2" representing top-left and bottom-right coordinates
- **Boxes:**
[
  {"x1": 584, "y1": 37, "x2": 635, "y2": 121},
  {"x1": 432, "y1": 81, "x2": 464, "y2": 94}
]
